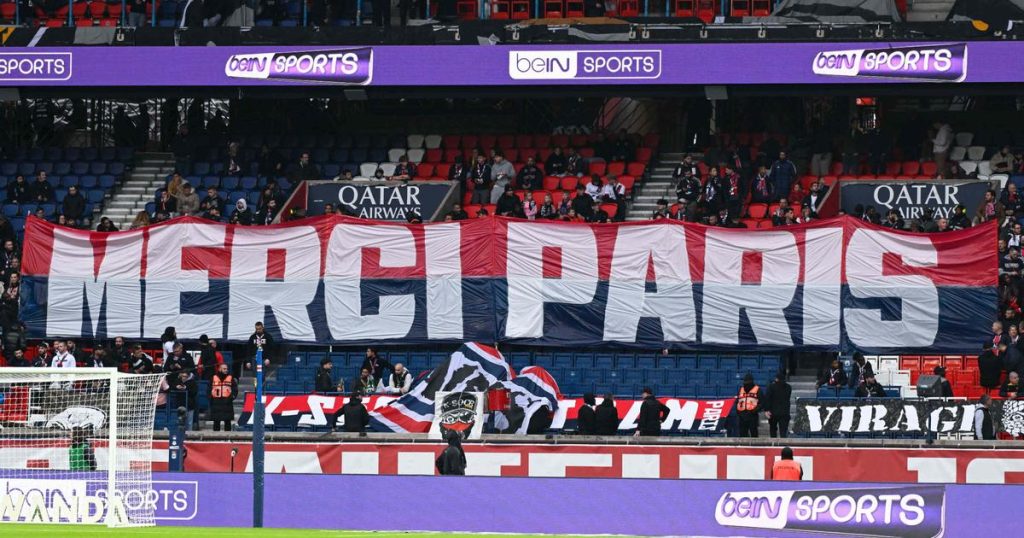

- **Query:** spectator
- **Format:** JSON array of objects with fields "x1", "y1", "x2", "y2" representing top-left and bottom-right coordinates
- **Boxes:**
[
  {"x1": 1002, "y1": 184, "x2": 1022, "y2": 218},
  {"x1": 256, "y1": 199, "x2": 278, "y2": 225},
  {"x1": 1001, "y1": 371, "x2": 1022, "y2": 398},
  {"x1": 594, "y1": 393, "x2": 619, "y2": 435},
  {"x1": 166, "y1": 173, "x2": 185, "y2": 198},
  {"x1": 96, "y1": 217, "x2": 119, "y2": 232},
  {"x1": 676, "y1": 168, "x2": 702, "y2": 217},
  {"x1": 804, "y1": 181, "x2": 825, "y2": 211},
  {"x1": 155, "y1": 190, "x2": 178, "y2": 218},
  {"x1": 1007, "y1": 223, "x2": 1023, "y2": 250},
  {"x1": 538, "y1": 193, "x2": 558, "y2": 220},
  {"x1": 435, "y1": 432, "x2": 467, "y2": 475},
  {"x1": 585, "y1": 175, "x2": 602, "y2": 201},
  {"x1": 817, "y1": 357, "x2": 849, "y2": 388},
  {"x1": 882, "y1": 209, "x2": 904, "y2": 230},
  {"x1": 855, "y1": 373, "x2": 888, "y2": 398},
  {"x1": 565, "y1": 147, "x2": 583, "y2": 177},
  {"x1": 130, "y1": 211, "x2": 151, "y2": 230},
  {"x1": 975, "y1": 394, "x2": 996, "y2": 440},
  {"x1": 30, "y1": 171, "x2": 54, "y2": 203},
  {"x1": 247, "y1": 321, "x2": 275, "y2": 368},
  {"x1": 469, "y1": 154, "x2": 492, "y2": 205},
  {"x1": 674, "y1": 155, "x2": 701, "y2": 183},
  {"x1": 392, "y1": 155, "x2": 415, "y2": 181},
  {"x1": 448, "y1": 155, "x2": 468, "y2": 195},
  {"x1": 66, "y1": 339, "x2": 87, "y2": 365},
  {"x1": 336, "y1": 394, "x2": 370, "y2": 433},
  {"x1": 448, "y1": 203, "x2": 469, "y2": 221},
  {"x1": 546, "y1": 147, "x2": 567, "y2": 177},
  {"x1": 352, "y1": 368, "x2": 375, "y2": 397},
  {"x1": 848, "y1": 352, "x2": 874, "y2": 388},
  {"x1": 571, "y1": 185, "x2": 594, "y2": 220},
  {"x1": 764, "y1": 372, "x2": 791, "y2": 438},
  {"x1": 931, "y1": 121, "x2": 953, "y2": 176},
  {"x1": 603, "y1": 176, "x2": 627, "y2": 222},
  {"x1": 383, "y1": 363, "x2": 413, "y2": 395},
  {"x1": 1002, "y1": 340, "x2": 1022, "y2": 379},
  {"x1": 701, "y1": 167, "x2": 721, "y2": 217},
  {"x1": 110, "y1": 336, "x2": 131, "y2": 370},
  {"x1": 315, "y1": 357, "x2": 338, "y2": 393},
  {"x1": 770, "y1": 198, "x2": 790, "y2": 226},
  {"x1": 129, "y1": 345, "x2": 155, "y2": 374},
  {"x1": 919, "y1": 208, "x2": 938, "y2": 233},
  {"x1": 50, "y1": 340, "x2": 75, "y2": 368},
  {"x1": 361, "y1": 347, "x2": 392, "y2": 381},
  {"x1": 86, "y1": 349, "x2": 112, "y2": 368},
  {"x1": 771, "y1": 447, "x2": 803, "y2": 480},
  {"x1": 992, "y1": 321, "x2": 1007, "y2": 347},
  {"x1": 936, "y1": 217, "x2": 950, "y2": 232},
  {"x1": 202, "y1": 187, "x2": 226, "y2": 216},
  {"x1": 35, "y1": 343, "x2": 52, "y2": 367},
  {"x1": 768, "y1": 151, "x2": 797, "y2": 200},
  {"x1": 490, "y1": 152, "x2": 516, "y2": 204},
  {"x1": 610, "y1": 130, "x2": 634, "y2": 162},
  {"x1": 797, "y1": 206, "x2": 816, "y2": 224},
  {"x1": 6, "y1": 348, "x2": 30, "y2": 367},
  {"x1": 496, "y1": 184, "x2": 522, "y2": 217},
  {"x1": 651, "y1": 198, "x2": 670, "y2": 220},
  {"x1": 634, "y1": 387, "x2": 669, "y2": 437},
  {"x1": 787, "y1": 182, "x2": 805, "y2": 207},
  {"x1": 209, "y1": 363, "x2": 237, "y2": 431},
  {"x1": 950, "y1": 204, "x2": 971, "y2": 230},
  {"x1": 736, "y1": 373, "x2": 761, "y2": 437},
  {"x1": 518, "y1": 157, "x2": 542, "y2": 191},
  {"x1": 223, "y1": 142, "x2": 243, "y2": 177},
  {"x1": 196, "y1": 335, "x2": 217, "y2": 381},
  {"x1": 231, "y1": 199, "x2": 254, "y2": 225},
  {"x1": 6, "y1": 175, "x2": 29, "y2": 205},
  {"x1": 61, "y1": 185, "x2": 87, "y2": 227},
  {"x1": 587, "y1": 201, "x2": 609, "y2": 224},
  {"x1": 522, "y1": 190, "x2": 538, "y2": 220},
  {"x1": 288, "y1": 152, "x2": 321, "y2": 183},
  {"x1": 168, "y1": 370, "x2": 199, "y2": 429},
  {"x1": 991, "y1": 145, "x2": 1016, "y2": 175},
  {"x1": 933, "y1": 366, "x2": 954, "y2": 397},
  {"x1": 164, "y1": 342, "x2": 195, "y2": 373},
  {"x1": 257, "y1": 144, "x2": 285, "y2": 179},
  {"x1": 577, "y1": 393, "x2": 596, "y2": 435}
]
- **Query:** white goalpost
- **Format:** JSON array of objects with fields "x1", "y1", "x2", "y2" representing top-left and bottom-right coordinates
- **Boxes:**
[{"x1": 0, "y1": 368, "x2": 164, "y2": 527}]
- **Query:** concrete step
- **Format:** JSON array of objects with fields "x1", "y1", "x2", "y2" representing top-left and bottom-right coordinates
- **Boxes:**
[{"x1": 120, "y1": 187, "x2": 150, "y2": 196}]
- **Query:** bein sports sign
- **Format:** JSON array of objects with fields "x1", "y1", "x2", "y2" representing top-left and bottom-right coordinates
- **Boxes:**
[
  {"x1": 18, "y1": 215, "x2": 995, "y2": 351},
  {"x1": 224, "y1": 48, "x2": 372, "y2": 85},
  {"x1": 715, "y1": 486, "x2": 944, "y2": 538},
  {"x1": 508, "y1": 50, "x2": 662, "y2": 80},
  {"x1": 812, "y1": 43, "x2": 967, "y2": 82}
]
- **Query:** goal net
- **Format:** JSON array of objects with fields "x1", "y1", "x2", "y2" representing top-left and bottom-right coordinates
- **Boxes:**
[{"x1": 0, "y1": 368, "x2": 164, "y2": 527}]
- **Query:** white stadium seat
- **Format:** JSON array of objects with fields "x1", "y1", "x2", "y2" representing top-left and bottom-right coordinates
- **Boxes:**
[
  {"x1": 388, "y1": 148, "x2": 408, "y2": 162},
  {"x1": 949, "y1": 146, "x2": 967, "y2": 162},
  {"x1": 379, "y1": 162, "x2": 398, "y2": 176},
  {"x1": 424, "y1": 134, "x2": 443, "y2": 149},
  {"x1": 967, "y1": 146, "x2": 986, "y2": 161},
  {"x1": 407, "y1": 134, "x2": 425, "y2": 149},
  {"x1": 359, "y1": 162, "x2": 379, "y2": 177},
  {"x1": 959, "y1": 161, "x2": 978, "y2": 176},
  {"x1": 407, "y1": 149, "x2": 425, "y2": 163},
  {"x1": 955, "y1": 132, "x2": 974, "y2": 147}
]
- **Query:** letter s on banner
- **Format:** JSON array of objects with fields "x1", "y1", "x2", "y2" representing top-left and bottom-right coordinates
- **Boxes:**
[
  {"x1": 844, "y1": 230, "x2": 939, "y2": 347},
  {"x1": 505, "y1": 222, "x2": 598, "y2": 338}
]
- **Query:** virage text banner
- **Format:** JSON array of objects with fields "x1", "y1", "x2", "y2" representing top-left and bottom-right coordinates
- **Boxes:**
[{"x1": 19, "y1": 215, "x2": 995, "y2": 352}]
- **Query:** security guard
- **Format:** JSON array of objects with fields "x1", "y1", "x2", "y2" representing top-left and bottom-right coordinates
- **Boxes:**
[
  {"x1": 772, "y1": 447, "x2": 803, "y2": 480},
  {"x1": 736, "y1": 373, "x2": 761, "y2": 437}
]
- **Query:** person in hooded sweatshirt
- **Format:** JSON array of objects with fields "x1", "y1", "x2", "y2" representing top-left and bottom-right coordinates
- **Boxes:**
[
  {"x1": 231, "y1": 198, "x2": 253, "y2": 225},
  {"x1": 336, "y1": 394, "x2": 369, "y2": 433},
  {"x1": 594, "y1": 393, "x2": 619, "y2": 435},
  {"x1": 577, "y1": 393, "x2": 596, "y2": 435},
  {"x1": 635, "y1": 387, "x2": 669, "y2": 437},
  {"x1": 435, "y1": 433, "x2": 467, "y2": 476}
]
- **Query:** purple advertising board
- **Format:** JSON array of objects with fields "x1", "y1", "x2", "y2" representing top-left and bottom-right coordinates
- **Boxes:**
[
  {"x1": 1, "y1": 41, "x2": 1022, "y2": 86},
  {"x1": 148, "y1": 471, "x2": 1018, "y2": 537}
]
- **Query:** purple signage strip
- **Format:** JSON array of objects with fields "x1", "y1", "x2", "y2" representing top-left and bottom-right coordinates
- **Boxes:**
[
  {"x1": 151, "y1": 472, "x2": 1016, "y2": 537},
  {"x1": 0, "y1": 41, "x2": 1019, "y2": 87}
]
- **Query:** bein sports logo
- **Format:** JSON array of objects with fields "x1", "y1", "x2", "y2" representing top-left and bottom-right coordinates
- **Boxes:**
[
  {"x1": 224, "y1": 48, "x2": 373, "y2": 85},
  {"x1": 812, "y1": 43, "x2": 967, "y2": 82},
  {"x1": 715, "y1": 486, "x2": 945, "y2": 538},
  {"x1": 508, "y1": 50, "x2": 661, "y2": 80}
]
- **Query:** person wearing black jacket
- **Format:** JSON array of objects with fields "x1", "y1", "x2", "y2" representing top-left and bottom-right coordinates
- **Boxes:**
[
  {"x1": 518, "y1": 157, "x2": 542, "y2": 191},
  {"x1": 848, "y1": 352, "x2": 874, "y2": 389},
  {"x1": 817, "y1": 358, "x2": 849, "y2": 388},
  {"x1": 855, "y1": 373, "x2": 888, "y2": 398},
  {"x1": 247, "y1": 321, "x2": 275, "y2": 368},
  {"x1": 337, "y1": 394, "x2": 370, "y2": 432},
  {"x1": 198, "y1": 335, "x2": 218, "y2": 381},
  {"x1": 736, "y1": 373, "x2": 762, "y2": 438},
  {"x1": 62, "y1": 186, "x2": 87, "y2": 226},
  {"x1": 570, "y1": 185, "x2": 594, "y2": 220},
  {"x1": 933, "y1": 366, "x2": 954, "y2": 397},
  {"x1": 469, "y1": 154, "x2": 492, "y2": 205},
  {"x1": 1000, "y1": 371, "x2": 1022, "y2": 398},
  {"x1": 495, "y1": 185, "x2": 522, "y2": 217},
  {"x1": 975, "y1": 394, "x2": 995, "y2": 440},
  {"x1": 6, "y1": 175, "x2": 29, "y2": 205},
  {"x1": 436, "y1": 433, "x2": 467, "y2": 475},
  {"x1": 360, "y1": 348, "x2": 392, "y2": 382},
  {"x1": 314, "y1": 358, "x2": 337, "y2": 393},
  {"x1": 979, "y1": 342, "x2": 1003, "y2": 391},
  {"x1": 577, "y1": 393, "x2": 596, "y2": 435},
  {"x1": 635, "y1": 387, "x2": 669, "y2": 437},
  {"x1": 764, "y1": 373, "x2": 791, "y2": 438},
  {"x1": 1001, "y1": 340, "x2": 1023, "y2": 378},
  {"x1": 164, "y1": 342, "x2": 195, "y2": 373},
  {"x1": 594, "y1": 394, "x2": 619, "y2": 435},
  {"x1": 168, "y1": 370, "x2": 199, "y2": 430},
  {"x1": 30, "y1": 171, "x2": 54, "y2": 203}
]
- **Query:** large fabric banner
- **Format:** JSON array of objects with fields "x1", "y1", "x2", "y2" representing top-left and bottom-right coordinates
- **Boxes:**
[
  {"x1": 20, "y1": 214, "x2": 996, "y2": 352},
  {"x1": 793, "y1": 398, "x2": 1024, "y2": 436}
]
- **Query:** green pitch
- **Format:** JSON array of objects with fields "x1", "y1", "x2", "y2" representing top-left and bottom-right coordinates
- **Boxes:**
[{"x1": 3, "y1": 526, "x2": 603, "y2": 538}]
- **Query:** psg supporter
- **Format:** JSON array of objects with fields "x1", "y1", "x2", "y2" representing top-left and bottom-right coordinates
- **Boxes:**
[
  {"x1": 130, "y1": 345, "x2": 155, "y2": 374},
  {"x1": 1000, "y1": 371, "x2": 1022, "y2": 398},
  {"x1": 818, "y1": 357, "x2": 849, "y2": 388},
  {"x1": 436, "y1": 433, "x2": 467, "y2": 475},
  {"x1": 209, "y1": 363, "x2": 238, "y2": 431},
  {"x1": 577, "y1": 393, "x2": 597, "y2": 435},
  {"x1": 360, "y1": 348, "x2": 392, "y2": 381},
  {"x1": 978, "y1": 343, "x2": 1003, "y2": 391},
  {"x1": 247, "y1": 321, "x2": 276, "y2": 368},
  {"x1": 594, "y1": 394, "x2": 619, "y2": 435},
  {"x1": 635, "y1": 387, "x2": 669, "y2": 437},
  {"x1": 383, "y1": 363, "x2": 413, "y2": 395},
  {"x1": 736, "y1": 373, "x2": 761, "y2": 437},
  {"x1": 855, "y1": 373, "x2": 888, "y2": 398},
  {"x1": 975, "y1": 395, "x2": 995, "y2": 440},
  {"x1": 336, "y1": 394, "x2": 370, "y2": 433},
  {"x1": 50, "y1": 340, "x2": 75, "y2": 368},
  {"x1": 352, "y1": 367, "x2": 376, "y2": 396},
  {"x1": 764, "y1": 372, "x2": 791, "y2": 438},
  {"x1": 315, "y1": 357, "x2": 338, "y2": 393},
  {"x1": 848, "y1": 352, "x2": 874, "y2": 388}
]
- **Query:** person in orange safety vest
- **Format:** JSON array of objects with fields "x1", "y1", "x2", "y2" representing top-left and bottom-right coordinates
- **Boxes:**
[
  {"x1": 736, "y1": 372, "x2": 761, "y2": 438},
  {"x1": 772, "y1": 446, "x2": 803, "y2": 480}
]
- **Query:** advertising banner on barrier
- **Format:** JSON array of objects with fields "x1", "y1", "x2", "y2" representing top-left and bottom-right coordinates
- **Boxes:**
[
  {"x1": 11, "y1": 41, "x2": 1024, "y2": 87},
  {"x1": 305, "y1": 180, "x2": 456, "y2": 221},
  {"x1": 236, "y1": 393, "x2": 734, "y2": 434},
  {"x1": 147, "y1": 471, "x2": 1022, "y2": 537},
  {"x1": 839, "y1": 180, "x2": 996, "y2": 221},
  {"x1": 19, "y1": 215, "x2": 997, "y2": 352},
  {"x1": 793, "y1": 398, "x2": 1024, "y2": 436}
]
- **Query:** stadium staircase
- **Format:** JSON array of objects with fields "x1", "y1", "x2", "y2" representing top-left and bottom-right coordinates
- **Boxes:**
[
  {"x1": 625, "y1": 151, "x2": 685, "y2": 221},
  {"x1": 905, "y1": 0, "x2": 955, "y2": 22},
  {"x1": 104, "y1": 152, "x2": 176, "y2": 230}
]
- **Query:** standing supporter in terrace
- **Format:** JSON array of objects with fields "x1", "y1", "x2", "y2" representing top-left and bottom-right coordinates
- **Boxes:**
[
  {"x1": 764, "y1": 372, "x2": 791, "y2": 438},
  {"x1": 721, "y1": 165, "x2": 742, "y2": 221},
  {"x1": 289, "y1": 152, "x2": 321, "y2": 183},
  {"x1": 736, "y1": 373, "x2": 761, "y2": 437},
  {"x1": 224, "y1": 142, "x2": 244, "y2": 177},
  {"x1": 594, "y1": 393, "x2": 619, "y2": 435},
  {"x1": 603, "y1": 176, "x2": 627, "y2": 222},
  {"x1": 975, "y1": 394, "x2": 995, "y2": 440},
  {"x1": 804, "y1": 181, "x2": 825, "y2": 211},
  {"x1": 546, "y1": 146, "x2": 567, "y2": 177},
  {"x1": 361, "y1": 348, "x2": 392, "y2": 382},
  {"x1": 676, "y1": 167, "x2": 702, "y2": 217},
  {"x1": 198, "y1": 335, "x2": 218, "y2": 381},
  {"x1": 248, "y1": 321, "x2": 275, "y2": 369},
  {"x1": 35, "y1": 343, "x2": 52, "y2": 367},
  {"x1": 992, "y1": 321, "x2": 1008, "y2": 347},
  {"x1": 62, "y1": 185, "x2": 86, "y2": 227},
  {"x1": 1001, "y1": 184, "x2": 1022, "y2": 219},
  {"x1": 469, "y1": 154, "x2": 492, "y2": 205},
  {"x1": 635, "y1": 387, "x2": 669, "y2": 437},
  {"x1": 975, "y1": 190, "x2": 1002, "y2": 225},
  {"x1": 701, "y1": 167, "x2": 721, "y2": 217},
  {"x1": 210, "y1": 363, "x2": 238, "y2": 431},
  {"x1": 930, "y1": 121, "x2": 953, "y2": 177},
  {"x1": 231, "y1": 199, "x2": 254, "y2": 225},
  {"x1": 848, "y1": 352, "x2": 873, "y2": 388},
  {"x1": 933, "y1": 366, "x2": 954, "y2": 397},
  {"x1": 1003, "y1": 340, "x2": 1023, "y2": 379},
  {"x1": 448, "y1": 155, "x2": 468, "y2": 198},
  {"x1": 164, "y1": 343, "x2": 195, "y2": 372},
  {"x1": 315, "y1": 358, "x2": 338, "y2": 393},
  {"x1": 50, "y1": 341, "x2": 75, "y2": 368},
  {"x1": 518, "y1": 157, "x2": 542, "y2": 191},
  {"x1": 490, "y1": 152, "x2": 516, "y2": 204},
  {"x1": 565, "y1": 147, "x2": 584, "y2": 177},
  {"x1": 949, "y1": 204, "x2": 971, "y2": 230},
  {"x1": 768, "y1": 151, "x2": 797, "y2": 200},
  {"x1": 436, "y1": 433, "x2": 466, "y2": 475},
  {"x1": 7, "y1": 175, "x2": 29, "y2": 205},
  {"x1": 577, "y1": 393, "x2": 596, "y2": 435},
  {"x1": 882, "y1": 209, "x2": 904, "y2": 230},
  {"x1": 31, "y1": 171, "x2": 54, "y2": 203},
  {"x1": 338, "y1": 394, "x2": 370, "y2": 433},
  {"x1": 257, "y1": 145, "x2": 285, "y2": 179}
]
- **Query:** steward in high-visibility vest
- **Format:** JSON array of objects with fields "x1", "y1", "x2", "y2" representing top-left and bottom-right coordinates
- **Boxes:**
[
  {"x1": 772, "y1": 447, "x2": 803, "y2": 480},
  {"x1": 209, "y1": 363, "x2": 238, "y2": 432},
  {"x1": 736, "y1": 373, "x2": 761, "y2": 438}
]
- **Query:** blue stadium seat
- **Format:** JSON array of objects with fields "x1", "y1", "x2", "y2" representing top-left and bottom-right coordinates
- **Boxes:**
[
  {"x1": 240, "y1": 176, "x2": 258, "y2": 190},
  {"x1": 407, "y1": 352, "x2": 428, "y2": 369},
  {"x1": 330, "y1": 148, "x2": 350, "y2": 162},
  {"x1": 307, "y1": 352, "x2": 326, "y2": 365},
  {"x1": 82, "y1": 148, "x2": 99, "y2": 161},
  {"x1": 2, "y1": 205, "x2": 19, "y2": 218},
  {"x1": 550, "y1": 353, "x2": 572, "y2": 368},
  {"x1": 54, "y1": 162, "x2": 71, "y2": 175},
  {"x1": 89, "y1": 162, "x2": 107, "y2": 175},
  {"x1": 622, "y1": 370, "x2": 645, "y2": 384},
  {"x1": 696, "y1": 356, "x2": 718, "y2": 370},
  {"x1": 718, "y1": 356, "x2": 738, "y2": 371},
  {"x1": 36, "y1": 162, "x2": 53, "y2": 174},
  {"x1": 662, "y1": 368, "x2": 687, "y2": 385},
  {"x1": 278, "y1": 178, "x2": 293, "y2": 191},
  {"x1": 28, "y1": 147, "x2": 43, "y2": 161},
  {"x1": 193, "y1": 162, "x2": 210, "y2": 175},
  {"x1": 79, "y1": 175, "x2": 97, "y2": 189},
  {"x1": 428, "y1": 352, "x2": 448, "y2": 366},
  {"x1": 222, "y1": 177, "x2": 241, "y2": 191},
  {"x1": 99, "y1": 175, "x2": 116, "y2": 189},
  {"x1": 738, "y1": 356, "x2": 759, "y2": 371},
  {"x1": 86, "y1": 190, "x2": 104, "y2": 204},
  {"x1": 677, "y1": 355, "x2": 698, "y2": 369},
  {"x1": 19, "y1": 163, "x2": 36, "y2": 176},
  {"x1": 99, "y1": 147, "x2": 117, "y2": 161},
  {"x1": 44, "y1": 147, "x2": 62, "y2": 161},
  {"x1": 0, "y1": 163, "x2": 16, "y2": 176},
  {"x1": 635, "y1": 354, "x2": 656, "y2": 369},
  {"x1": 287, "y1": 351, "x2": 307, "y2": 365},
  {"x1": 532, "y1": 354, "x2": 554, "y2": 368},
  {"x1": 594, "y1": 354, "x2": 615, "y2": 368},
  {"x1": 108, "y1": 162, "x2": 125, "y2": 176},
  {"x1": 116, "y1": 147, "x2": 134, "y2": 161},
  {"x1": 145, "y1": 202, "x2": 156, "y2": 214},
  {"x1": 69, "y1": 162, "x2": 88, "y2": 175}
]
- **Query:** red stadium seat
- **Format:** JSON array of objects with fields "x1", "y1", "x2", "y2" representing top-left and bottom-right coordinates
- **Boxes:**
[
  {"x1": 489, "y1": 0, "x2": 511, "y2": 18},
  {"x1": 607, "y1": 162, "x2": 625, "y2": 176},
  {"x1": 416, "y1": 163, "x2": 435, "y2": 178},
  {"x1": 1, "y1": 3, "x2": 17, "y2": 18},
  {"x1": 747, "y1": 203, "x2": 768, "y2": 219},
  {"x1": 921, "y1": 356, "x2": 942, "y2": 373},
  {"x1": 456, "y1": 0, "x2": 478, "y2": 18},
  {"x1": 532, "y1": 191, "x2": 546, "y2": 206},
  {"x1": 589, "y1": 162, "x2": 607, "y2": 176},
  {"x1": 899, "y1": 356, "x2": 921, "y2": 371},
  {"x1": 569, "y1": 134, "x2": 588, "y2": 147},
  {"x1": 99, "y1": 17, "x2": 117, "y2": 25},
  {"x1": 534, "y1": 134, "x2": 551, "y2": 148},
  {"x1": 464, "y1": 204, "x2": 481, "y2": 216},
  {"x1": 483, "y1": 204, "x2": 496, "y2": 215},
  {"x1": 45, "y1": 18, "x2": 65, "y2": 26},
  {"x1": 674, "y1": 0, "x2": 694, "y2": 16},
  {"x1": 435, "y1": 163, "x2": 451, "y2": 179},
  {"x1": 443, "y1": 149, "x2": 461, "y2": 163},
  {"x1": 551, "y1": 191, "x2": 566, "y2": 206},
  {"x1": 919, "y1": 161, "x2": 938, "y2": 178},
  {"x1": 502, "y1": 148, "x2": 517, "y2": 162},
  {"x1": 497, "y1": 135, "x2": 515, "y2": 150},
  {"x1": 515, "y1": 135, "x2": 533, "y2": 148},
  {"x1": 944, "y1": 356, "x2": 963, "y2": 370},
  {"x1": 542, "y1": 0, "x2": 562, "y2": 17},
  {"x1": 538, "y1": 148, "x2": 553, "y2": 162},
  {"x1": 105, "y1": 2, "x2": 122, "y2": 17},
  {"x1": 480, "y1": 135, "x2": 497, "y2": 151},
  {"x1": 617, "y1": 175, "x2": 635, "y2": 193},
  {"x1": 578, "y1": 147, "x2": 594, "y2": 158},
  {"x1": 635, "y1": 147, "x2": 653, "y2": 163},
  {"x1": 560, "y1": 176, "x2": 578, "y2": 191},
  {"x1": 642, "y1": 133, "x2": 659, "y2": 148},
  {"x1": 425, "y1": 148, "x2": 443, "y2": 163},
  {"x1": 740, "y1": 218, "x2": 761, "y2": 229},
  {"x1": 543, "y1": 176, "x2": 561, "y2": 191},
  {"x1": 885, "y1": 162, "x2": 902, "y2": 176},
  {"x1": 626, "y1": 162, "x2": 646, "y2": 177},
  {"x1": 751, "y1": 0, "x2": 769, "y2": 15},
  {"x1": 552, "y1": 134, "x2": 570, "y2": 148},
  {"x1": 758, "y1": 219, "x2": 774, "y2": 229},
  {"x1": 730, "y1": 0, "x2": 750, "y2": 17},
  {"x1": 442, "y1": 135, "x2": 461, "y2": 149},
  {"x1": 601, "y1": 203, "x2": 618, "y2": 219},
  {"x1": 72, "y1": 1, "x2": 88, "y2": 17},
  {"x1": 75, "y1": 17, "x2": 93, "y2": 26},
  {"x1": 901, "y1": 161, "x2": 921, "y2": 176},
  {"x1": 510, "y1": 0, "x2": 530, "y2": 18},
  {"x1": 462, "y1": 135, "x2": 479, "y2": 150},
  {"x1": 767, "y1": 203, "x2": 780, "y2": 215},
  {"x1": 829, "y1": 162, "x2": 844, "y2": 176}
]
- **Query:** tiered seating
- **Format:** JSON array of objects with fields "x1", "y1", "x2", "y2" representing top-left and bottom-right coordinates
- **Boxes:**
[
  {"x1": 886, "y1": 354, "x2": 982, "y2": 398},
  {"x1": 266, "y1": 349, "x2": 449, "y2": 393},
  {"x1": 0, "y1": 146, "x2": 133, "y2": 236}
]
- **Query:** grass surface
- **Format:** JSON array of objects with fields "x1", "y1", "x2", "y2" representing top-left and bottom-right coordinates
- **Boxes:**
[{"x1": 2, "y1": 526, "x2": 601, "y2": 538}]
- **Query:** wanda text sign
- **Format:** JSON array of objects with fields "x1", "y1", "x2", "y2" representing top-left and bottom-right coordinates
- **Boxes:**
[{"x1": 840, "y1": 180, "x2": 995, "y2": 221}]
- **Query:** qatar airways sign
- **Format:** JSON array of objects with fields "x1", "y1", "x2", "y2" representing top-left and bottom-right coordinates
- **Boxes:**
[
  {"x1": 224, "y1": 48, "x2": 372, "y2": 84},
  {"x1": 812, "y1": 43, "x2": 967, "y2": 82},
  {"x1": 18, "y1": 215, "x2": 995, "y2": 351}
]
